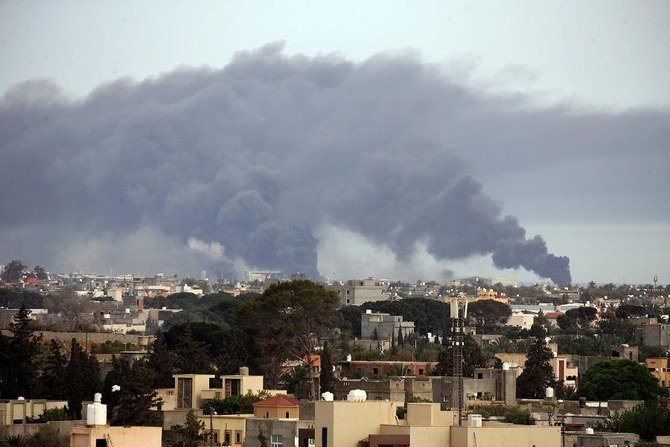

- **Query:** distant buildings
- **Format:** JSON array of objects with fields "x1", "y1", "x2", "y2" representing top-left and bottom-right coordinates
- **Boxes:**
[{"x1": 331, "y1": 278, "x2": 390, "y2": 307}]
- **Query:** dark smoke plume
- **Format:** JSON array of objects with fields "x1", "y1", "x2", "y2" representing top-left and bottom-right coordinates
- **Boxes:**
[{"x1": 11, "y1": 42, "x2": 654, "y2": 284}]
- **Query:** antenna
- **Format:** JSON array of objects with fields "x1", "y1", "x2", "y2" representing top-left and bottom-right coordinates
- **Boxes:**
[{"x1": 451, "y1": 297, "x2": 468, "y2": 426}]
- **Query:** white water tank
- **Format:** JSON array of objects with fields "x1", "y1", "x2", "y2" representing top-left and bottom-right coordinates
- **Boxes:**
[
  {"x1": 365, "y1": 309, "x2": 372, "y2": 314},
  {"x1": 346, "y1": 354, "x2": 352, "y2": 362},
  {"x1": 545, "y1": 387, "x2": 555, "y2": 398},
  {"x1": 502, "y1": 363, "x2": 510, "y2": 371},
  {"x1": 467, "y1": 414, "x2": 483, "y2": 427},
  {"x1": 347, "y1": 389, "x2": 367, "y2": 402},
  {"x1": 321, "y1": 392, "x2": 334, "y2": 401},
  {"x1": 86, "y1": 393, "x2": 107, "y2": 426},
  {"x1": 585, "y1": 427, "x2": 594, "y2": 434}
]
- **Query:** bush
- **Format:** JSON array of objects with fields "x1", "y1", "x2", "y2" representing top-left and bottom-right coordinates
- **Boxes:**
[{"x1": 504, "y1": 407, "x2": 535, "y2": 425}]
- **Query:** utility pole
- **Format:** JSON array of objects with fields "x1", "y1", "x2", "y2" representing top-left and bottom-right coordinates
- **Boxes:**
[{"x1": 450, "y1": 297, "x2": 468, "y2": 426}]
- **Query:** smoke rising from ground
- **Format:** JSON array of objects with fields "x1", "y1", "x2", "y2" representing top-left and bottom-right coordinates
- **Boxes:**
[{"x1": 5, "y1": 44, "x2": 666, "y2": 283}]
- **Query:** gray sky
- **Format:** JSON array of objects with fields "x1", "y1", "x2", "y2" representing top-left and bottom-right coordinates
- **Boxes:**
[{"x1": 1, "y1": 0, "x2": 669, "y2": 284}]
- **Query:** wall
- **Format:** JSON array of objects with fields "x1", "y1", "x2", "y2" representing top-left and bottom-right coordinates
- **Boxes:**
[
  {"x1": 315, "y1": 400, "x2": 402, "y2": 447},
  {"x1": 70, "y1": 425, "x2": 162, "y2": 447},
  {"x1": 450, "y1": 424, "x2": 561, "y2": 447}
]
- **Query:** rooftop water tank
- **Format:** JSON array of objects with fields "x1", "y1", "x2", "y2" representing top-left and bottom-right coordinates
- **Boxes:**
[
  {"x1": 585, "y1": 427, "x2": 594, "y2": 434},
  {"x1": 346, "y1": 354, "x2": 352, "y2": 362},
  {"x1": 545, "y1": 387, "x2": 554, "y2": 398},
  {"x1": 347, "y1": 389, "x2": 367, "y2": 402},
  {"x1": 86, "y1": 393, "x2": 107, "y2": 426},
  {"x1": 321, "y1": 392, "x2": 334, "y2": 401},
  {"x1": 502, "y1": 363, "x2": 510, "y2": 371}
]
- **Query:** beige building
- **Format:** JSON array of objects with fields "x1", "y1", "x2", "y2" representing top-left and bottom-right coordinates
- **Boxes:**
[
  {"x1": 0, "y1": 399, "x2": 68, "y2": 426},
  {"x1": 315, "y1": 401, "x2": 561, "y2": 447},
  {"x1": 197, "y1": 413, "x2": 251, "y2": 447},
  {"x1": 158, "y1": 368, "x2": 270, "y2": 412},
  {"x1": 506, "y1": 312, "x2": 535, "y2": 330},
  {"x1": 69, "y1": 425, "x2": 161, "y2": 447},
  {"x1": 647, "y1": 357, "x2": 670, "y2": 388}
]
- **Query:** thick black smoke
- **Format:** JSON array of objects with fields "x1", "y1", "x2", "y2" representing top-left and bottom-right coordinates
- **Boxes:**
[{"x1": 11, "y1": 43, "x2": 668, "y2": 284}]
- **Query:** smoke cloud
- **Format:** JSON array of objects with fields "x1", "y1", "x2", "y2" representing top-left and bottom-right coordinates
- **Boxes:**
[{"x1": 6, "y1": 43, "x2": 666, "y2": 283}]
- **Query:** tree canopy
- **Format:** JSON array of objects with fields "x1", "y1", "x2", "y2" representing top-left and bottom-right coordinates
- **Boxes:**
[
  {"x1": 467, "y1": 299, "x2": 512, "y2": 332},
  {"x1": 516, "y1": 337, "x2": 557, "y2": 399},
  {"x1": 577, "y1": 359, "x2": 668, "y2": 402}
]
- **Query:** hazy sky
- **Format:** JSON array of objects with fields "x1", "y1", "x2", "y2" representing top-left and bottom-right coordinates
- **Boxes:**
[{"x1": 1, "y1": 0, "x2": 669, "y2": 284}]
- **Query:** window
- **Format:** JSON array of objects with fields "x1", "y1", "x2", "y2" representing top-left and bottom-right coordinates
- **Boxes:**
[
  {"x1": 177, "y1": 377, "x2": 193, "y2": 408},
  {"x1": 285, "y1": 411, "x2": 290, "y2": 418},
  {"x1": 95, "y1": 440, "x2": 107, "y2": 447},
  {"x1": 373, "y1": 367, "x2": 379, "y2": 375},
  {"x1": 477, "y1": 373, "x2": 483, "y2": 379},
  {"x1": 419, "y1": 368, "x2": 424, "y2": 375},
  {"x1": 271, "y1": 435, "x2": 283, "y2": 447},
  {"x1": 322, "y1": 428, "x2": 328, "y2": 447},
  {"x1": 224, "y1": 430, "x2": 231, "y2": 445},
  {"x1": 265, "y1": 411, "x2": 269, "y2": 418}
]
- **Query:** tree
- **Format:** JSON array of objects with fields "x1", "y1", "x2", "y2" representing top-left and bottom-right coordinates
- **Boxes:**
[
  {"x1": 65, "y1": 338, "x2": 101, "y2": 419},
  {"x1": 103, "y1": 357, "x2": 161, "y2": 426},
  {"x1": 32, "y1": 266, "x2": 48, "y2": 281},
  {"x1": 1, "y1": 260, "x2": 27, "y2": 282},
  {"x1": 40, "y1": 340, "x2": 68, "y2": 400},
  {"x1": 146, "y1": 332, "x2": 177, "y2": 388},
  {"x1": 6, "y1": 304, "x2": 42, "y2": 398},
  {"x1": 174, "y1": 409, "x2": 204, "y2": 447},
  {"x1": 238, "y1": 280, "x2": 339, "y2": 398},
  {"x1": 436, "y1": 334, "x2": 486, "y2": 377},
  {"x1": 516, "y1": 337, "x2": 556, "y2": 398},
  {"x1": 320, "y1": 341, "x2": 334, "y2": 394},
  {"x1": 467, "y1": 300, "x2": 512, "y2": 331},
  {"x1": 577, "y1": 359, "x2": 668, "y2": 402},
  {"x1": 594, "y1": 402, "x2": 670, "y2": 442},
  {"x1": 202, "y1": 390, "x2": 270, "y2": 416}
]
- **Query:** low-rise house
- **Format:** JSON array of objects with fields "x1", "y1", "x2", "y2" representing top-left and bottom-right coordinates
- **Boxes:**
[
  {"x1": 70, "y1": 425, "x2": 162, "y2": 447},
  {"x1": 244, "y1": 395, "x2": 314, "y2": 447}
]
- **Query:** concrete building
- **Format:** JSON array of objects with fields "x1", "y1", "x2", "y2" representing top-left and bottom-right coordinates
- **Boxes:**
[
  {"x1": 314, "y1": 401, "x2": 561, "y2": 447},
  {"x1": 0, "y1": 399, "x2": 68, "y2": 426},
  {"x1": 635, "y1": 323, "x2": 670, "y2": 350},
  {"x1": 333, "y1": 367, "x2": 517, "y2": 408},
  {"x1": 647, "y1": 357, "x2": 670, "y2": 388},
  {"x1": 361, "y1": 311, "x2": 415, "y2": 343},
  {"x1": 243, "y1": 395, "x2": 313, "y2": 447},
  {"x1": 506, "y1": 312, "x2": 535, "y2": 330},
  {"x1": 562, "y1": 430, "x2": 639, "y2": 447},
  {"x1": 69, "y1": 425, "x2": 162, "y2": 447},
  {"x1": 337, "y1": 360, "x2": 437, "y2": 378},
  {"x1": 333, "y1": 278, "x2": 390, "y2": 307},
  {"x1": 197, "y1": 413, "x2": 251, "y2": 447}
]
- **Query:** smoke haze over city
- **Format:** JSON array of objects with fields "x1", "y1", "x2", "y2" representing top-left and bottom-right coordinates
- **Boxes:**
[{"x1": 1, "y1": 42, "x2": 667, "y2": 283}]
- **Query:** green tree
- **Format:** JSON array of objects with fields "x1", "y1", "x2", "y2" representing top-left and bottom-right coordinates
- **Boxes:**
[
  {"x1": 1, "y1": 260, "x2": 27, "y2": 282},
  {"x1": 504, "y1": 407, "x2": 535, "y2": 425},
  {"x1": 436, "y1": 334, "x2": 486, "y2": 377},
  {"x1": 146, "y1": 332, "x2": 177, "y2": 388},
  {"x1": 577, "y1": 359, "x2": 668, "y2": 402},
  {"x1": 6, "y1": 304, "x2": 42, "y2": 398},
  {"x1": 202, "y1": 390, "x2": 270, "y2": 415},
  {"x1": 174, "y1": 409, "x2": 204, "y2": 447},
  {"x1": 103, "y1": 357, "x2": 162, "y2": 426},
  {"x1": 238, "y1": 280, "x2": 339, "y2": 398},
  {"x1": 65, "y1": 338, "x2": 101, "y2": 419},
  {"x1": 41, "y1": 340, "x2": 68, "y2": 400},
  {"x1": 320, "y1": 341, "x2": 334, "y2": 394},
  {"x1": 516, "y1": 337, "x2": 556, "y2": 398},
  {"x1": 467, "y1": 300, "x2": 512, "y2": 332},
  {"x1": 594, "y1": 402, "x2": 670, "y2": 442}
]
